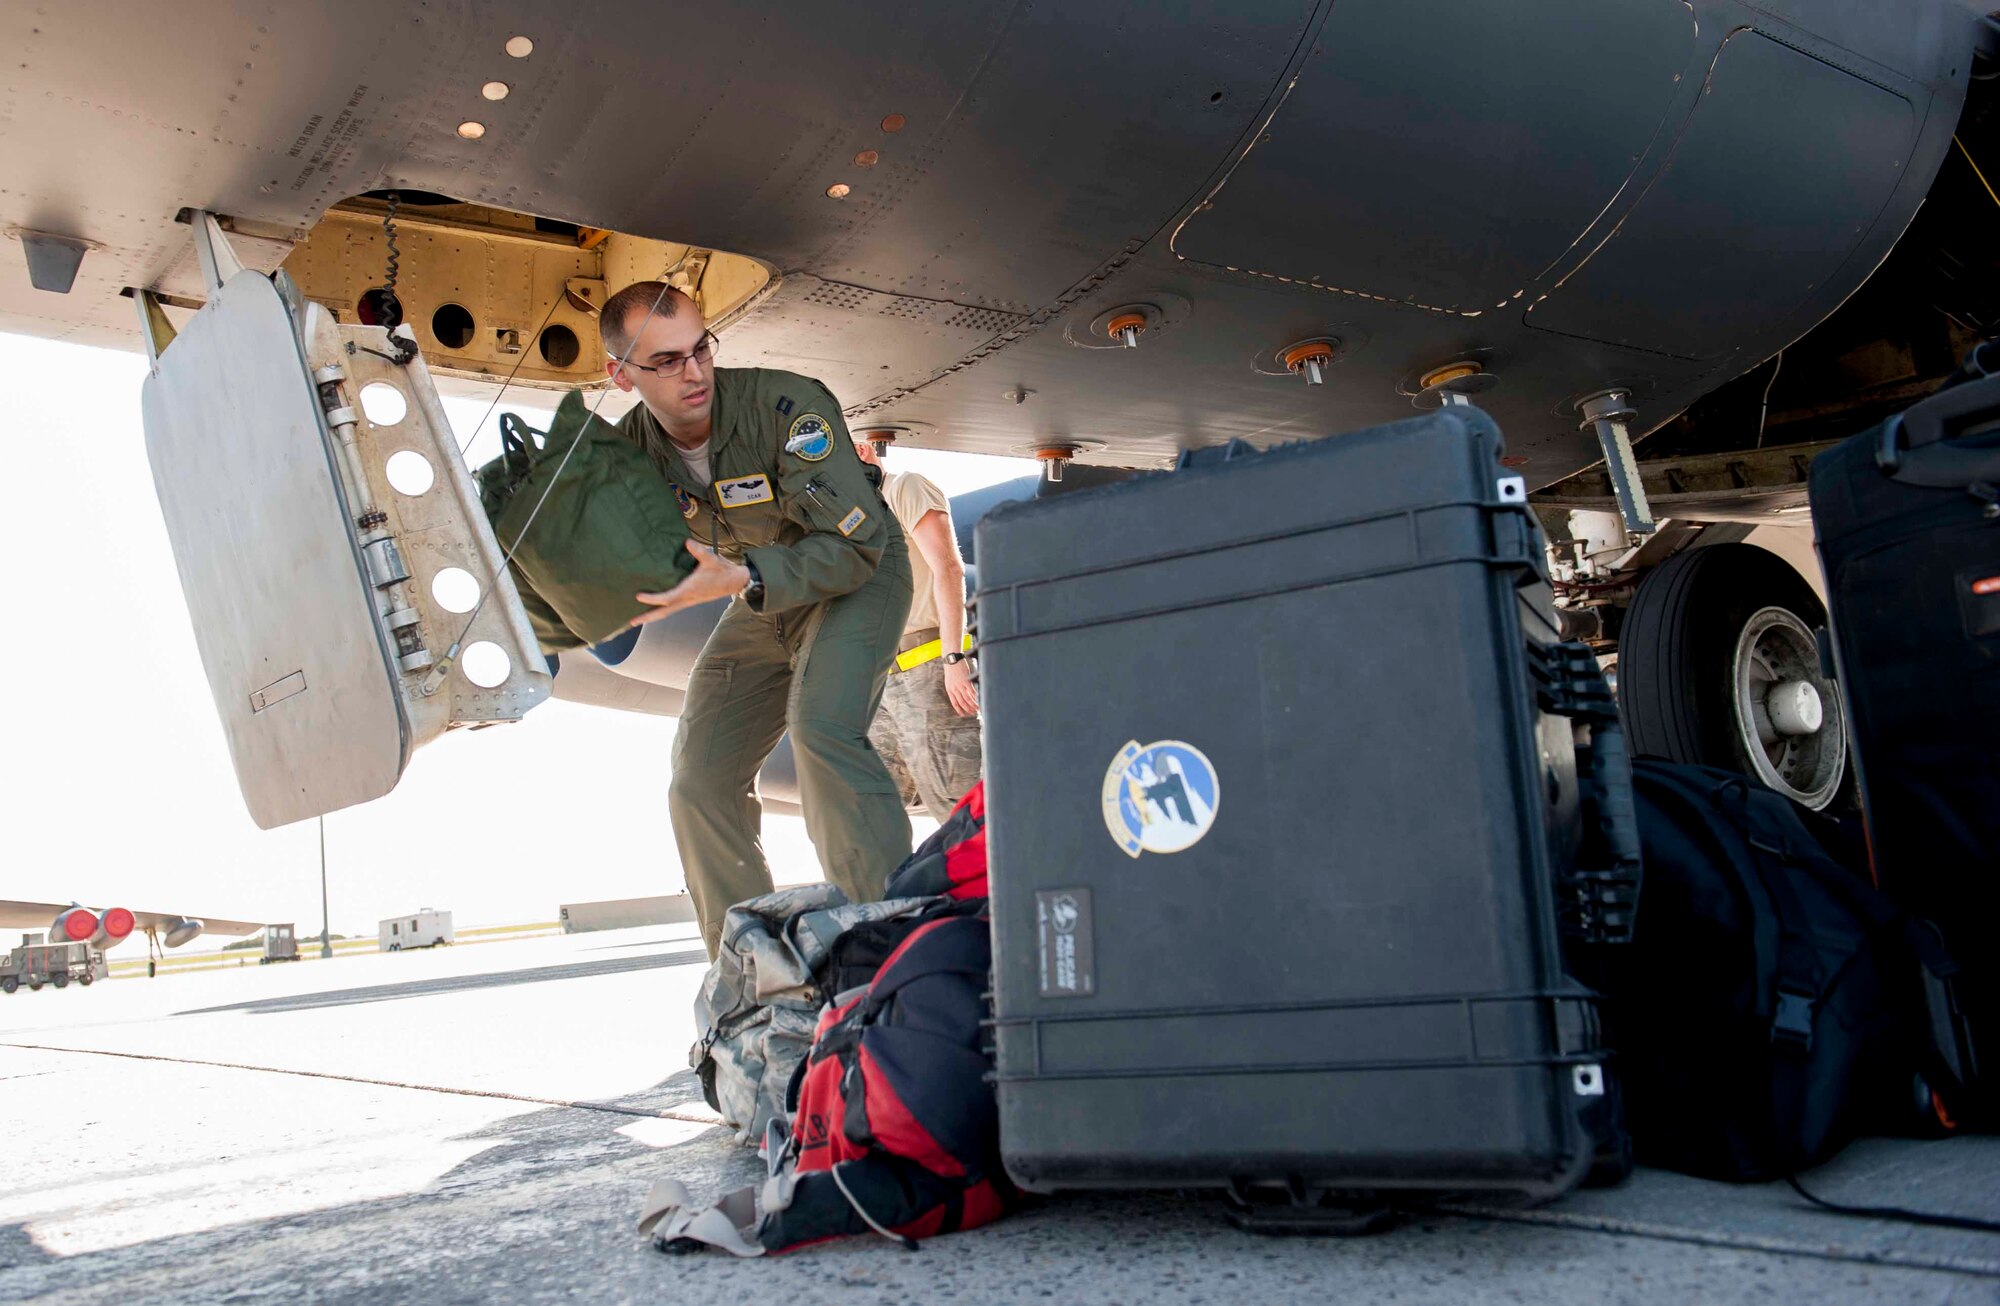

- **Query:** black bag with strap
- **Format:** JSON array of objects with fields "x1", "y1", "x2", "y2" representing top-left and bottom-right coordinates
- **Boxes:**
[
  {"x1": 1599, "y1": 760, "x2": 1977, "y2": 1181},
  {"x1": 1808, "y1": 358, "x2": 2000, "y2": 1114}
]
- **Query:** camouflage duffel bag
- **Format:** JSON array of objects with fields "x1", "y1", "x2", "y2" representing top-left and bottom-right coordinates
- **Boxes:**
[
  {"x1": 475, "y1": 389, "x2": 697, "y2": 652},
  {"x1": 691, "y1": 884, "x2": 943, "y2": 1147}
]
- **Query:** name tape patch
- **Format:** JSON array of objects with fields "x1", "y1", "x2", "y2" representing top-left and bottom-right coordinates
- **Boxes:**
[
  {"x1": 717, "y1": 474, "x2": 774, "y2": 509},
  {"x1": 837, "y1": 506, "x2": 867, "y2": 536}
]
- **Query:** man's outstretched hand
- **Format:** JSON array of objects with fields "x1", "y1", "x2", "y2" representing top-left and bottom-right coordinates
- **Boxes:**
[{"x1": 630, "y1": 539, "x2": 752, "y2": 625}]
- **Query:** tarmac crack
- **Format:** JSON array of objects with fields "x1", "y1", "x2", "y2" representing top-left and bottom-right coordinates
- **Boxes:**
[{"x1": 0, "y1": 1041, "x2": 720, "y2": 1126}]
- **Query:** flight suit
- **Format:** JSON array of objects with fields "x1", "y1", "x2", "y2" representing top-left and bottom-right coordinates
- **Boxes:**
[{"x1": 619, "y1": 367, "x2": 913, "y2": 956}]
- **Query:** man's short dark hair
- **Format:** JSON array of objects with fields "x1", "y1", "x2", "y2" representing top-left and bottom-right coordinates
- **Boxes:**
[{"x1": 600, "y1": 281, "x2": 685, "y2": 359}]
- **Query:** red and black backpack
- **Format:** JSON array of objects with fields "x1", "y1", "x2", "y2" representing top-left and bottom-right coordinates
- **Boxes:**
[
  {"x1": 883, "y1": 781, "x2": 988, "y2": 901},
  {"x1": 640, "y1": 913, "x2": 1015, "y2": 1255}
]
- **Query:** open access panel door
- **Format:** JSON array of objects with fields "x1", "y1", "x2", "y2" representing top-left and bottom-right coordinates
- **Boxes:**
[
  {"x1": 142, "y1": 266, "x2": 410, "y2": 827},
  {"x1": 139, "y1": 214, "x2": 552, "y2": 828}
]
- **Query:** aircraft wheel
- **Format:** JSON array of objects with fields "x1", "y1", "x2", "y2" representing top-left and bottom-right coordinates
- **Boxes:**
[
  {"x1": 1618, "y1": 543, "x2": 1848, "y2": 810},
  {"x1": 78, "y1": 972, "x2": 92, "y2": 986},
  {"x1": 51, "y1": 972, "x2": 68, "y2": 990},
  {"x1": 28, "y1": 980, "x2": 42, "y2": 992}
]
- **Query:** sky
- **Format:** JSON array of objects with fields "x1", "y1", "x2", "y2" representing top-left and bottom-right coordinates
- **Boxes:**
[{"x1": 0, "y1": 333, "x2": 1034, "y2": 935}]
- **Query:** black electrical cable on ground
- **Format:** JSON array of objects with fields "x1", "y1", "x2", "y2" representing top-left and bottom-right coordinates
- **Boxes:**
[{"x1": 1787, "y1": 1174, "x2": 2000, "y2": 1235}]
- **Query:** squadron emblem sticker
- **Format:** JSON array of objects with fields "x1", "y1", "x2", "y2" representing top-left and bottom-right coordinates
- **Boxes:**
[
  {"x1": 785, "y1": 413, "x2": 834, "y2": 461},
  {"x1": 670, "y1": 483, "x2": 698, "y2": 519},
  {"x1": 1101, "y1": 739, "x2": 1220, "y2": 859}
]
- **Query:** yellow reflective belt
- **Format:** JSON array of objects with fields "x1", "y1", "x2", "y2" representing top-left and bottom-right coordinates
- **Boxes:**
[{"x1": 894, "y1": 634, "x2": 974, "y2": 672}]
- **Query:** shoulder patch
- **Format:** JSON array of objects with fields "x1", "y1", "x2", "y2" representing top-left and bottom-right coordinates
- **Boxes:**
[
  {"x1": 785, "y1": 412, "x2": 834, "y2": 462},
  {"x1": 775, "y1": 395, "x2": 794, "y2": 417},
  {"x1": 670, "y1": 483, "x2": 699, "y2": 519}
]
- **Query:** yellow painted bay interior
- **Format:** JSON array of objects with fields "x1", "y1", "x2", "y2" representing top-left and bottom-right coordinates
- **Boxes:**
[{"x1": 279, "y1": 195, "x2": 773, "y2": 391}]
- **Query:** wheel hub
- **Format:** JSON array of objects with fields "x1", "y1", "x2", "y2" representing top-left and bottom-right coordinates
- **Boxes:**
[
  {"x1": 1732, "y1": 607, "x2": 1845, "y2": 809},
  {"x1": 1762, "y1": 679, "x2": 1823, "y2": 738}
]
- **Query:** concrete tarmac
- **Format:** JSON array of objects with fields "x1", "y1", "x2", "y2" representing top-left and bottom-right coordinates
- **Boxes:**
[{"x1": 3, "y1": 926, "x2": 1997, "y2": 1304}]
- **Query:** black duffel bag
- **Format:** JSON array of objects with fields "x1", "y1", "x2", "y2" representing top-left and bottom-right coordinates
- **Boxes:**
[{"x1": 1596, "y1": 760, "x2": 1976, "y2": 1181}]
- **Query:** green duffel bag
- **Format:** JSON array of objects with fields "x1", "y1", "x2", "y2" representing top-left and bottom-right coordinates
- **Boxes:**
[{"x1": 475, "y1": 390, "x2": 697, "y2": 652}]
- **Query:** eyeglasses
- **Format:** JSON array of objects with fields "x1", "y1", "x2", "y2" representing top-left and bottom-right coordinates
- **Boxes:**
[{"x1": 616, "y1": 331, "x2": 719, "y2": 377}]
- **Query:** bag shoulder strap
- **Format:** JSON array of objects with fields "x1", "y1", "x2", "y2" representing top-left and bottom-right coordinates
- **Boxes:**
[
  {"x1": 1708, "y1": 777, "x2": 1830, "y2": 1053},
  {"x1": 1633, "y1": 764, "x2": 1815, "y2": 1041}
]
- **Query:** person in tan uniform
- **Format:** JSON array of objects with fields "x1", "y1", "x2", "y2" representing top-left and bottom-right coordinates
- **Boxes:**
[
  {"x1": 853, "y1": 437, "x2": 983, "y2": 823},
  {"x1": 603, "y1": 281, "x2": 913, "y2": 956}
]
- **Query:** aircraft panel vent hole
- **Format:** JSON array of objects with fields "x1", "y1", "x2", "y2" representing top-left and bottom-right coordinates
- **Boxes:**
[
  {"x1": 359, "y1": 382, "x2": 408, "y2": 426},
  {"x1": 385, "y1": 449, "x2": 436, "y2": 496},
  {"x1": 357, "y1": 288, "x2": 403, "y2": 329},
  {"x1": 461, "y1": 641, "x2": 510, "y2": 688},
  {"x1": 432, "y1": 303, "x2": 476, "y2": 350},
  {"x1": 538, "y1": 324, "x2": 580, "y2": 367},
  {"x1": 431, "y1": 567, "x2": 480, "y2": 614}
]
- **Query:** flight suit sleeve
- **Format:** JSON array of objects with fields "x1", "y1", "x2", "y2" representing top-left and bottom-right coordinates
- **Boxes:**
[{"x1": 742, "y1": 388, "x2": 894, "y2": 613}]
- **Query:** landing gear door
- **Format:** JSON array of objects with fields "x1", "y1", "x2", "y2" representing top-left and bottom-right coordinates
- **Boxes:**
[{"x1": 142, "y1": 268, "x2": 410, "y2": 829}]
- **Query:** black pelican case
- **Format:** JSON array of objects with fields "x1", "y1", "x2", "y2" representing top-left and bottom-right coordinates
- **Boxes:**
[{"x1": 973, "y1": 407, "x2": 1638, "y2": 1208}]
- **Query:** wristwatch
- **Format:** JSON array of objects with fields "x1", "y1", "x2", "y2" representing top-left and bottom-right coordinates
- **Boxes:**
[
  {"x1": 941, "y1": 651, "x2": 968, "y2": 665},
  {"x1": 740, "y1": 559, "x2": 766, "y2": 610}
]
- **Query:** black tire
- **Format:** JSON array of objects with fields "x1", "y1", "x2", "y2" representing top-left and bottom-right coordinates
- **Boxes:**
[
  {"x1": 78, "y1": 971, "x2": 92, "y2": 986},
  {"x1": 1618, "y1": 543, "x2": 1848, "y2": 809},
  {"x1": 51, "y1": 972, "x2": 68, "y2": 990},
  {"x1": 28, "y1": 980, "x2": 42, "y2": 992},
  {"x1": 1, "y1": 977, "x2": 16, "y2": 995}
]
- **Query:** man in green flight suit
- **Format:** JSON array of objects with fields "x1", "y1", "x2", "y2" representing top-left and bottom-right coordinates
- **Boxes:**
[{"x1": 602, "y1": 281, "x2": 914, "y2": 956}]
